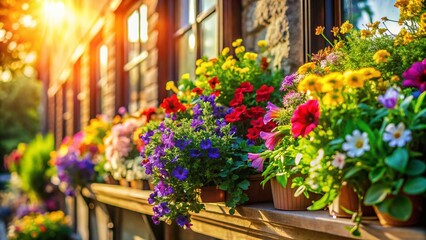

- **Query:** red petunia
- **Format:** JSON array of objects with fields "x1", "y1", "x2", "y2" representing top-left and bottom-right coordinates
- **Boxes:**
[
  {"x1": 208, "y1": 76, "x2": 220, "y2": 89},
  {"x1": 229, "y1": 90, "x2": 244, "y2": 107},
  {"x1": 160, "y1": 94, "x2": 187, "y2": 114},
  {"x1": 239, "y1": 82, "x2": 254, "y2": 93},
  {"x1": 142, "y1": 107, "x2": 156, "y2": 121},
  {"x1": 192, "y1": 87, "x2": 204, "y2": 95},
  {"x1": 247, "y1": 127, "x2": 261, "y2": 140},
  {"x1": 212, "y1": 90, "x2": 221, "y2": 97},
  {"x1": 250, "y1": 117, "x2": 264, "y2": 128},
  {"x1": 233, "y1": 105, "x2": 247, "y2": 115},
  {"x1": 225, "y1": 111, "x2": 241, "y2": 123},
  {"x1": 248, "y1": 106, "x2": 266, "y2": 118},
  {"x1": 261, "y1": 57, "x2": 269, "y2": 71},
  {"x1": 262, "y1": 121, "x2": 277, "y2": 132},
  {"x1": 256, "y1": 85, "x2": 274, "y2": 102},
  {"x1": 291, "y1": 100, "x2": 320, "y2": 138}
]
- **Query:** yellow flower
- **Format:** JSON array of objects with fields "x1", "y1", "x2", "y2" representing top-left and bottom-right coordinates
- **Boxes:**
[
  {"x1": 221, "y1": 47, "x2": 230, "y2": 56},
  {"x1": 331, "y1": 27, "x2": 340, "y2": 37},
  {"x1": 373, "y1": 50, "x2": 391, "y2": 64},
  {"x1": 321, "y1": 72, "x2": 343, "y2": 93},
  {"x1": 195, "y1": 66, "x2": 206, "y2": 75},
  {"x1": 196, "y1": 59, "x2": 203, "y2": 66},
  {"x1": 243, "y1": 52, "x2": 258, "y2": 61},
  {"x1": 334, "y1": 41, "x2": 344, "y2": 49},
  {"x1": 340, "y1": 20, "x2": 353, "y2": 34},
  {"x1": 166, "y1": 81, "x2": 179, "y2": 93},
  {"x1": 315, "y1": 26, "x2": 325, "y2": 35},
  {"x1": 221, "y1": 59, "x2": 236, "y2": 70},
  {"x1": 359, "y1": 67, "x2": 381, "y2": 80},
  {"x1": 181, "y1": 73, "x2": 190, "y2": 80},
  {"x1": 257, "y1": 40, "x2": 268, "y2": 48},
  {"x1": 391, "y1": 75, "x2": 400, "y2": 82},
  {"x1": 235, "y1": 46, "x2": 245, "y2": 55},
  {"x1": 298, "y1": 74, "x2": 323, "y2": 93},
  {"x1": 343, "y1": 70, "x2": 366, "y2": 88},
  {"x1": 232, "y1": 38, "x2": 243, "y2": 47},
  {"x1": 360, "y1": 29, "x2": 372, "y2": 39},
  {"x1": 297, "y1": 62, "x2": 316, "y2": 74}
]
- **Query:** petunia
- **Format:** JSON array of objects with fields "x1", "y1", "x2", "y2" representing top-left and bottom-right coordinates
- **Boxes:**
[
  {"x1": 332, "y1": 152, "x2": 346, "y2": 169},
  {"x1": 246, "y1": 127, "x2": 261, "y2": 140},
  {"x1": 207, "y1": 148, "x2": 220, "y2": 159},
  {"x1": 256, "y1": 85, "x2": 274, "y2": 102},
  {"x1": 342, "y1": 130, "x2": 370, "y2": 158},
  {"x1": 260, "y1": 131, "x2": 284, "y2": 150},
  {"x1": 263, "y1": 102, "x2": 281, "y2": 124},
  {"x1": 160, "y1": 94, "x2": 186, "y2": 114},
  {"x1": 176, "y1": 215, "x2": 192, "y2": 228},
  {"x1": 189, "y1": 149, "x2": 202, "y2": 158},
  {"x1": 402, "y1": 58, "x2": 426, "y2": 92},
  {"x1": 200, "y1": 139, "x2": 212, "y2": 150},
  {"x1": 378, "y1": 88, "x2": 398, "y2": 109},
  {"x1": 290, "y1": 100, "x2": 320, "y2": 138},
  {"x1": 248, "y1": 153, "x2": 265, "y2": 172},
  {"x1": 239, "y1": 82, "x2": 254, "y2": 93},
  {"x1": 172, "y1": 166, "x2": 189, "y2": 181},
  {"x1": 383, "y1": 122, "x2": 412, "y2": 147}
]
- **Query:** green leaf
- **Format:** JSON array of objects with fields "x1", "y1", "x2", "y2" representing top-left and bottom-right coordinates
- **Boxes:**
[
  {"x1": 400, "y1": 95, "x2": 413, "y2": 110},
  {"x1": 237, "y1": 180, "x2": 250, "y2": 190},
  {"x1": 388, "y1": 195, "x2": 412, "y2": 221},
  {"x1": 369, "y1": 167, "x2": 386, "y2": 183},
  {"x1": 343, "y1": 166, "x2": 362, "y2": 179},
  {"x1": 410, "y1": 124, "x2": 426, "y2": 130},
  {"x1": 231, "y1": 174, "x2": 239, "y2": 181},
  {"x1": 403, "y1": 177, "x2": 426, "y2": 195},
  {"x1": 229, "y1": 208, "x2": 235, "y2": 215},
  {"x1": 307, "y1": 190, "x2": 338, "y2": 210},
  {"x1": 385, "y1": 148, "x2": 408, "y2": 173},
  {"x1": 375, "y1": 198, "x2": 392, "y2": 214},
  {"x1": 364, "y1": 183, "x2": 390, "y2": 205},
  {"x1": 219, "y1": 182, "x2": 229, "y2": 191},
  {"x1": 392, "y1": 179, "x2": 404, "y2": 195},
  {"x1": 414, "y1": 91, "x2": 426, "y2": 113},
  {"x1": 405, "y1": 160, "x2": 426, "y2": 176},
  {"x1": 276, "y1": 175, "x2": 288, "y2": 188}
]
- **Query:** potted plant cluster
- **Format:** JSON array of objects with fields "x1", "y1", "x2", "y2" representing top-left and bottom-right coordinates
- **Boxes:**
[{"x1": 250, "y1": 1, "x2": 425, "y2": 236}]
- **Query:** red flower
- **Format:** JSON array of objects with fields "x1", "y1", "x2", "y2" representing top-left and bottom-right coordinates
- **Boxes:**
[
  {"x1": 208, "y1": 76, "x2": 220, "y2": 89},
  {"x1": 261, "y1": 57, "x2": 269, "y2": 71},
  {"x1": 160, "y1": 94, "x2": 187, "y2": 114},
  {"x1": 239, "y1": 82, "x2": 254, "y2": 93},
  {"x1": 248, "y1": 106, "x2": 266, "y2": 118},
  {"x1": 247, "y1": 127, "x2": 261, "y2": 140},
  {"x1": 256, "y1": 85, "x2": 274, "y2": 102},
  {"x1": 212, "y1": 90, "x2": 221, "y2": 97},
  {"x1": 260, "y1": 131, "x2": 285, "y2": 150},
  {"x1": 39, "y1": 225, "x2": 47, "y2": 233},
  {"x1": 229, "y1": 90, "x2": 244, "y2": 107},
  {"x1": 262, "y1": 121, "x2": 277, "y2": 132},
  {"x1": 233, "y1": 105, "x2": 247, "y2": 115},
  {"x1": 291, "y1": 100, "x2": 320, "y2": 138},
  {"x1": 192, "y1": 87, "x2": 204, "y2": 95},
  {"x1": 225, "y1": 111, "x2": 241, "y2": 123},
  {"x1": 250, "y1": 117, "x2": 264, "y2": 128},
  {"x1": 142, "y1": 107, "x2": 156, "y2": 121}
]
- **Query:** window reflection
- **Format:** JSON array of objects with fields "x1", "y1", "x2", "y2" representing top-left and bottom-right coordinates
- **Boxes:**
[
  {"x1": 178, "y1": 30, "x2": 196, "y2": 79},
  {"x1": 201, "y1": 12, "x2": 217, "y2": 59}
]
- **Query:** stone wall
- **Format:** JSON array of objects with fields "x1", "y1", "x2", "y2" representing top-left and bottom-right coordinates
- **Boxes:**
[{"x1": 242, "y1": 0, "x2": 304, "y2": 74}]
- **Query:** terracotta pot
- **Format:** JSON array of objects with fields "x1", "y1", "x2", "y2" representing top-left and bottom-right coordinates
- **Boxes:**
[
  {"x1": 329, "y1": 183, "x2": 375, "y2": 218},
  {"x1": 119, "y1": 178, "x2": 130, "y2": 187},
  {"x1": 129, "y1": 180, "x2": 153, "y2": 190},
  {"x1": 271, "y1": 177, "x2": 320, "y2": 210},
  {"x1": 199, "y1": 186, "x2": 226, "y2": 203},
  {"x1": 244, "y1": 174, "x2": 273, "y2": 204},
  {"x1": 373, "y1": 195, "x2": 424, "y2": 226}
]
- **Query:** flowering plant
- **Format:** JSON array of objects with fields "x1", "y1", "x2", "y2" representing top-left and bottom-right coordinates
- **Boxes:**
[
  {"x1": 141, "y1": 95, "x2": 259, "y2": 228},
  {"x1": 8, "y1": 211, "x2": 72, "y2": 240}
]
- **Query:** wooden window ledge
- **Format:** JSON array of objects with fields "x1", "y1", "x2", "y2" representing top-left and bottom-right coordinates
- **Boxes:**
[{"x1": 82, "y1": 184, "x2": 426, "y2": 240}]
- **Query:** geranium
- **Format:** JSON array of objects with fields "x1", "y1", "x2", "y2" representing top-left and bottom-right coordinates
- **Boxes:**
[{"x1": 290, "y1": 100, "x2": 320, "y2": 138}]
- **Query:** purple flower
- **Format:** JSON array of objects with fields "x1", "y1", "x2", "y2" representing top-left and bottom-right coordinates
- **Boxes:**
[
  {"x1": 175, "y1": 139, "x2": 191, "y2": 150},
  {"x1": 191, "y1": 118, "x2": 205, "y2": 129},
  {"x1": 402, "y1": 58, "x2": 426, "y2": 92},
  {"x1": 264, "y1": 102, "x2": 281, "y2": 124},
  {"x1": 280, "y1": 73, "x2": 296, "y2": 91},
  {"x1": 190, "y1": 149, "x2": 202, "y2": 157},
  {"x1": 155, "y1": 181, "x2": 174, "y2": 197},
  {"x1": 118, "y1": 106, "x2": 127, "y2": 115},
  {"x1": 148, "y1": 192, "x2": 157, "y2": 204},
  {"x1": 176, "y1": 215, "x2": 192, "y2": 228},
  {"x1": 260, "y1": 131, "x2": 283, "y2": 150},
  {"x1": 200, "y1": 139, "x2": 212, "y2": 150},
  {"x1": 193, "y1": 104, "x2": 202, "y2": 117},
  {"x1": 152, "y1": 215, "x2": 160, "y2": 225},
  {"x1": 378, "y1": 88, "x2": 398, "y2": 109},
  {"x1": 153, "y1": 202, "x2": 170, "y2": 217},
  {"x1": 141, "y1": 130, "x2": 154, "y2": 143},
  {"x1": 207, "y1": 148, "x2": 220, "y2": 159},
  {"x1": 230, "y1": 126, "x2": 237, "y2": 135},
  {"x1": 161, "y1": 133, "x2": 174, "y2": 148},
  {"x1": 172, "y1": 166, "x2": 189, "y2": 181},
  {"x1": 216, "y1": 119, "x2": 227, "y2": 128},
  {"x1": 282, "y1": 91, "x2": 303, "y2": 107},
  {"x1": 248, "y1": 153, "x2": 265, "y2": 172}
]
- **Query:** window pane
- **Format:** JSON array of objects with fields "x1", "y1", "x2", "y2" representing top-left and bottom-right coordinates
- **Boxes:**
[
  {"x1": 99, "y1": 45, "x2": 108, "y2": 113},
  {"x1": 128, "y1": 67, "x2": 139, "y2": 113},
  {"x1": 140, "y1": 5, "x2": 148, "y2": 43},
  {"x1": 200, "y1": 0, "x2": 216, "y2": 13},
  {"x1": 177, "y1": 30, "x2": 196, "y2": 79},
  {"x1": 127, "y1": 10, "x2": 140, "y2": 60},
  {"x1": 201, "y1": 12, "x2": 217, "y2": 60},
  {"x1": 176, "y1": 0, "x2": 195, "y2": 29},
  {"x1": 342, "y1": 0, "x2": 400, "y2": 33}
]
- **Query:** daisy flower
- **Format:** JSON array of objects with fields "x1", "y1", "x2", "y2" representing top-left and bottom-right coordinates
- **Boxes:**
[
  {"x1": 342, "y1": 130, "x2": 370, "y2": 158},
  {"x1": 383, "y1": 122, "x2": 412, "y2": 147},
  {"x1": 332, "y1": 152, "x2": 346, "y2": 169}
]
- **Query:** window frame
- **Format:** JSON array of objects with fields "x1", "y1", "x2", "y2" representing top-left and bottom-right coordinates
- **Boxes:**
[{"x1": 89, "y1": 31, "x2": 105, "y2": 118}]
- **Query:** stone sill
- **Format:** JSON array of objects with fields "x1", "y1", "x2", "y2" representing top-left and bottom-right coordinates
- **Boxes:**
[{"x1": 82, "y1": 183, "x2": 426, "y2": 240}]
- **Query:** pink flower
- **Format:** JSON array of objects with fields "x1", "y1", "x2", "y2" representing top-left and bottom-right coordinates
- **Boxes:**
[
  {"x1": 290, "y1": 100, "x2": 320, "y2": 138},
  {"x1": 263, "y1": 102, "x2": 281, "y2": 124},
  {"x1": 248, "y1": 153, "x2": 265, "y2": 172},
  {"x1": 260, "y1": 131, "x2": 284, "y2": 150}
]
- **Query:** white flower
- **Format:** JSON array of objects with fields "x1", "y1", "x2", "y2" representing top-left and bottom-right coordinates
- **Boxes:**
[
  {"x1": 332, "y1": 152, "x2": 346, "y2": 169},
  {"x1": 342, "y1": 130, "x2": 370, "y2": 158},
  {"x1": 295, "y1": 153, "x2": 303, "y2": 165},
  {"x1": 310, "y1": 149, "x2": 324, "y2": 167},
  {"x1": 383, "y1": 122, "x2": 412, "y2": 147}
]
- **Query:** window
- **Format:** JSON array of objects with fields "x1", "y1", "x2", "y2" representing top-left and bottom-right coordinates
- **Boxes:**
[
  {"x1": 73, "y1": 57, "x2": 81, "y2": 133},
  {"x1": 174, "y1": 0, "x2": 218, "y2": 79},
  {"x1": 124, "y1": 4, "x2": 149, "y2": 113},
  {"x1": 89, "y1": 32, "x2": 107, "y2": 118}
]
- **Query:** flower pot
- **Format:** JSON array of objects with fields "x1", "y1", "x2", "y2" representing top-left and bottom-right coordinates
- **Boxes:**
[
  {"x1": 373, "y1": 195, "x2": 424, "y2": 226},
  {"x1": 199, "y1": 186, "x2": 226, "y2": 203},
  {"x1": 329, "y1": 183, "x2": 375, "y2": 218},
  {"x1": 119, "y1": 178, "x2": 129, "y2": 187},
  {"x1": 244, "y1": 174, "x2": 273, "y2": 204},
  {"x1": 271, "y1": 177, "x2": 320, "y2": 210}
]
